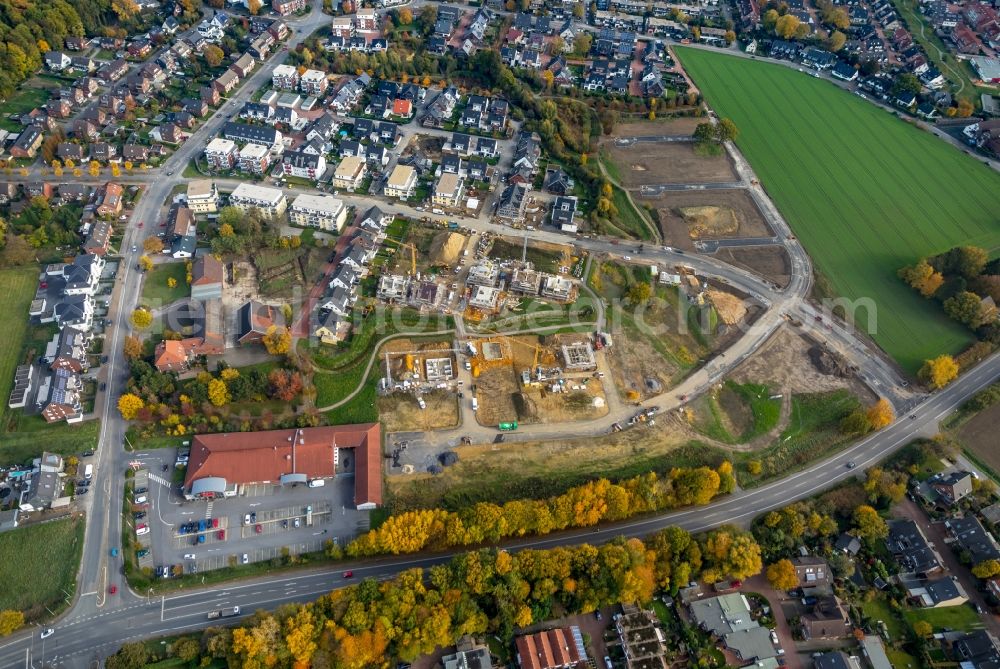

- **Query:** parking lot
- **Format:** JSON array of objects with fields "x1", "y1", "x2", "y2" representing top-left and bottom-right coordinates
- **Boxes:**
[{"x1": 129, "y1": 447, "x2": 371, "y2": 577}]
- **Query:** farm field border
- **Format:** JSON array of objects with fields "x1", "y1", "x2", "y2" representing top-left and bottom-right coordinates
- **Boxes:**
[{"x1": 676, "y1": 48, "x2": 1000, "y2": 372}]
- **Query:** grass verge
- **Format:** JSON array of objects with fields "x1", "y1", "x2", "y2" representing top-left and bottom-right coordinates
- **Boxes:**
[{"x1": 0, "y1": 516, "x2": 85, "y2": 619}]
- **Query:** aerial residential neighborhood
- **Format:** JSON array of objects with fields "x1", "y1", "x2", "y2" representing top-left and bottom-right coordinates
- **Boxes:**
[{"x1": 0, "y1": 0, "x2": 999, "y2": 665}]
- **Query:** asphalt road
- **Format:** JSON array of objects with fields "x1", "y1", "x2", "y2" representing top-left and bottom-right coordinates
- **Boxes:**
[{"x1": 4, "y1": 348, "x2": 998, "y2": 667}]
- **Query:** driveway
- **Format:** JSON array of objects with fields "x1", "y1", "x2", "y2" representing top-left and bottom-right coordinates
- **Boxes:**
[
  {"x1": 892, "y1": 497, "x2": 1000, "y2": 636},
  {"x1": 744, "y1": 574, "x2": 804, "y2": 669}
]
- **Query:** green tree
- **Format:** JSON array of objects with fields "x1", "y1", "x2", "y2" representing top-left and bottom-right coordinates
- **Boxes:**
[
  {"x1": 912, "y1": 620, "x2": 933, "y2": 638},
  {"x1": 944, "y1": 291, "x2": 990, "y2": 328},
  {"x1": 716, "y1": 118, "x2": 739, "y2": 142},
  {"x1": 106, "y1": 641, "x2": 150, "y2": 669}
]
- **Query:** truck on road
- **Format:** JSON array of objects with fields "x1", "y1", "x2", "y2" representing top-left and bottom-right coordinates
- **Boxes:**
[{"x1": 207, "y1": 606, "x2": 240, "y2": 619}]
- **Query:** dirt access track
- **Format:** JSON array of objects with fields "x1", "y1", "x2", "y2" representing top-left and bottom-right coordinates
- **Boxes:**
[
  {"x1": 603, "y1": 140, "x2": 738, "y2": 186},
  {"x1": 651, "y1": 189, "x2": 774, "y2": 248}
]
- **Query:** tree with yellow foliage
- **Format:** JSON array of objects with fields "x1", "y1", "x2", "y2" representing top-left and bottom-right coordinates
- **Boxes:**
[
  {"x1": 766, "y1": 559, "x2": 798, "y2": 591},
  {"x1": 220, "y1": 367, "x2": 240, "y2": 381},
  {"x1": 0, "y1": 610, "x2": 24, "y2": 636},
  {"x1": 130, "y1": 308, "x2": 153, "y2": 329},
  {"x1": 138, "y1": 255, "x2": 153, "y2": 272},
  {"x1": 88, "y1": 160, "x2": 101, "y2": 177},
  {"x1": 123, "y1": 335, "x2": 143, "y2": 360},
  {"x1": 262, "y1": 325, "x2": 291, "y2": 355},
  {"x1": 124, "y1": 160, "x2": 133, "y2": 171},
  {"x1": 919, "y1": 354, "x2": 959, "y2": 389},
  {"x1": 118, "y1": 393, "x2": 144, "y2": 420},
  {"x1": 208, "y1": 378, "x2": 230, "y2": 407}
]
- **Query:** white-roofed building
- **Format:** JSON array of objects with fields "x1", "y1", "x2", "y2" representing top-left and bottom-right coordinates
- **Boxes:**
[
  {"x1": 228, "y1": 183, "x2": 287, "y2": 218},
  {"x1": 290, "y1": 193, "x2": 347, "y2": 231}
]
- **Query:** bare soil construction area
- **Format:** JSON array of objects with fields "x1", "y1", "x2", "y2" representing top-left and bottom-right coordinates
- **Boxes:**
[
  {"x1": 713, "y1": 246, "x2": 792, "y2": 289},
  {"x1": 651, "y1": 190, "x2": 773, "y2": 248},
  {"x1": 604, "y1": 141, "x2": 738, "y2": 186},
  {"x1": 728, "y1": 326, "x2": 875, "y2": 401},
  {"x1": 379, "y1": 390, "x2": 459, "y2": 432},
  {"x1": 613, "y1": 118, "x2": 704, "y2": 136}
]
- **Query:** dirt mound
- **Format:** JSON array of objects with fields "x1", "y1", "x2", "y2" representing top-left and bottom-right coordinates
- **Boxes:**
[
  {"x1": 429, "y1": 232, "x2": 467, "y2": 266},
  {"x1": 512, "y1": 393, "x2": 539, "y2": 421},
  {"x1": 680, "y1": 206, "x2": 739, "y2": 238},
  {"x1": 706, "y1": 290, "x2": 747, "y2": 325},
  {"x1": 808, "y1": 346, "x2": 852, "y2": 377}
]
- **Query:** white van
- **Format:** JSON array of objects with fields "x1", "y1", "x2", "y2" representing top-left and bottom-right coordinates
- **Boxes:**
[
  {"x1": 308, "y1": 479, "x2": 325, "y2": 488},
  {"x1": 471, "y1": 397, "x2": 478, "y2": 411},
  {"x1": 135, "y1": 495, "x2": 147, "y2": 505},
  {"x1": 84, "y1": 464, "x2": 94, "y2": 480}
]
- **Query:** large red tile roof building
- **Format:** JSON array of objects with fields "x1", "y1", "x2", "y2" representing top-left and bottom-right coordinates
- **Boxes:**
[
  {"x1": 182, "y1": 424, "x2": 382, "y2": 508},
  {"x1": 515, "y1": 627, "x2": 588, "y2": 669}
]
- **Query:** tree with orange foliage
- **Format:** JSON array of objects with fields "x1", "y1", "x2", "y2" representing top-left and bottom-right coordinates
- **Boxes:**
[{"x1": 866, "y1": 398, "x2": 894, "y2": 429}]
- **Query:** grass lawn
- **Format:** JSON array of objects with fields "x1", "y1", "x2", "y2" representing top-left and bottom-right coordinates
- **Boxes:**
[
  {"x1": 2, "y1": 417, "x2": 100, "y2": 465},
  {"x1": 736, "y1": 390, "x2": 860, "y2": 486},
  {"x1": 0, "y1": 85, "x2": 53, "y2": 130},
  {"x1": 0, "y1": 516, "x2": 85, "y2": 619},
  {"x1": 862, "y1": 598, "x2": 906, "y2": 638},
  {"x1": 140, "y1": 262, "x2": 189, "y2": 307},
  {"x1": 903, "y1": 604, "x2": 984, "y2": 632},
  {"x1": 611, "y1": 186, "x2": 654, "y2": 241},
  {"x1": 678, "y1": 48, "x2": 1000, "y2": 372},
  {"x1": 0, "y1": 267, "x2": 39, "y2": 429}
]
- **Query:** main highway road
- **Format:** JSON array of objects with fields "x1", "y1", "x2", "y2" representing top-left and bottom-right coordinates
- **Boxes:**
[{"x1": 3, "y1": 347, "x2": 998, "y2": 667}]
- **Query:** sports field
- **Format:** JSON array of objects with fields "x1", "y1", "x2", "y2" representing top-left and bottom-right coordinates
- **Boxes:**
[{"x1": 677, "y1": 48, "x2": 1000, "y2": 372}]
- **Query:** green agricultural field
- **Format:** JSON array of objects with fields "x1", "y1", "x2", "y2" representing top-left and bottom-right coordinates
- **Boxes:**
[
  {"x1": 677, "y1": 48, "x2": 1000, "y2": 372},
  {"x1": 0, "y1": 267, "x2": 41, "y2": 428},
  {"x1": 0, "y1": 516, "x2": 85, "y2": 618}
]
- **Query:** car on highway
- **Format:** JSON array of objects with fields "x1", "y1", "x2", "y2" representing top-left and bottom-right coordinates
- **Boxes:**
[
  {"x1": 622, "y1": 255, "x2": 632, "y2": 261},
  {"x1": 166, "y1": 170, "x2": 173, "y2": 176},
  {"x1": 131, "y1": 245, "x2": 137, "y2": 253},
  {"x1": 242, "y1": 553, "x2": 249, "y2": 564},
  {"x1": 40, "y1": 629, "x2": 54, "y2": 639},
  {"x1": 846, "y1": 461, "x2": 856, "y2": 469},
  {"x1": 184, "y1": 554, "x2": 196, "y2": 559},
  {"x1": 110, "y1": 547, "x2": 118, "y2": 557},
  {"x1": 255, "y1": 524, "x2": 263, "y2": 534},
  {"x1": 342, "y1": 571, "x2": 354, "y2": 578},
  {"x1": 109, "y1": 585, "x2": 117, "y2": 595}
]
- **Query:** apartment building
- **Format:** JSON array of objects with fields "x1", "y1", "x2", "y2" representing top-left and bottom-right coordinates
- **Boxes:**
[
  {"x1": 272, "y1": 63, "x2": 300, "y2": 90},
  {"x1": 384, "y1": 164, "x2": 417, "y2": 198},
  {"x1": 238, "y1": 143, "x2": 271, "y2": 175},
  {"x1": 290, "y1": 193, "x2": 348, "y2": 231},
  {"x1": 228, "y1": 183, "x2": 288, "y2": 218},
  {"x1": 300, "y1": 69, "x2": 328, "y2": 96},
  {"x1": 205, "y1": 137, "x2": 238, "y2": 170},
  {"x1": 186, "y1": 180, "x2": 219, "y2": 213},
  {"x1": 332, "y1": 156, "x2": 367, "y2": 191}
]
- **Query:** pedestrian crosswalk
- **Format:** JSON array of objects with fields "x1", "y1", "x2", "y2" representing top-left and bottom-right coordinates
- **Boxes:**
[
  {"x1": 148, "y1": 473, "x2": 170, "y2": 487},
  {"x1": 205, "y1": 500, "x2": 214, "y2": 520}
]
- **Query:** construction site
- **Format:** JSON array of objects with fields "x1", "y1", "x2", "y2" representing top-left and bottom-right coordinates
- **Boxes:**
[
  {"x1": 468, "y1": 333, "x2": 610, "y2": 427},
  {"x1": 377, "y1": 339, "x2": 462, "y2": 431}
]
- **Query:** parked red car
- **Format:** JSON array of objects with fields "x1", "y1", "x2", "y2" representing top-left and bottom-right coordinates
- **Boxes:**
[
  {"x1": 217, "y1": 529, "x2": 226, "y2": 540},
  {"x1": 255, "y1": 524, "x2": 262, "y2": 534},
  {"x1": 212, "y1": 518, "x2": 219, "y2": 528}
]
